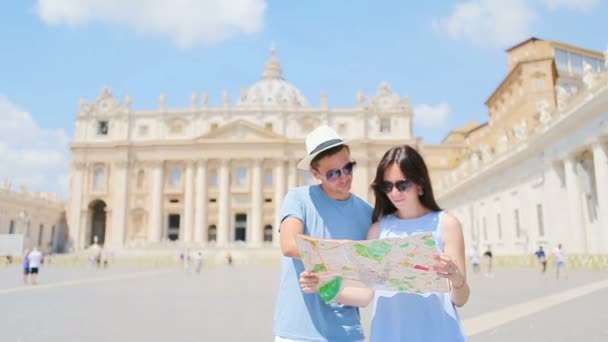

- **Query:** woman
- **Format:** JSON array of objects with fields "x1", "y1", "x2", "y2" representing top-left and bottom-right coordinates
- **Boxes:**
[{"x1": 301, "y1": 145, "x2": 470, "y2": 341}]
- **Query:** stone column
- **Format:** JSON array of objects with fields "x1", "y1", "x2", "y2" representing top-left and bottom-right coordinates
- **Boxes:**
[
  {"x1": 250, "y1": 159, "x2": 263, "y2": 246},
  {"x1": 564, "y1": 156, "x2": 586, "y2": 253},
  {"x1": 592, "y1": 140, "x2": 608, "y2": 252},
  {"x1": 183, "y1": 161, "x2": 194, "y2": 243},
  {"x1": 287, "y1": 159, "x2": 297, "y2": 189},
  {"x1": 194, "y1": 159, "x2": 208, "y2": 244},
  {"x1": 273, "y1": 159, "x2": 286, "y2": 247},
  {"x1": 148, "y1": 161, "x2": 164, "y2": 243},
  {"x1": 111, "y1": 160, "x2": 129, "y2": 248},
  {"x1": 542, "y1": 161, "x2": 562, "y2": 247},
  {"x1": 217, "y1": 159, "x2": 230, "y2": 247},
  {"x1": 69, "y1": 162, "x2": 86, "y2": 250},
  {"x1": 356, "y1": 159, "x2": 370, "y2": 203}
]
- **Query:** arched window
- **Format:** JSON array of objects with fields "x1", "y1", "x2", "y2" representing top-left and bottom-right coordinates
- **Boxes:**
[{"x1": 264, "y1": 224, "x2": 273, "y2": 242}]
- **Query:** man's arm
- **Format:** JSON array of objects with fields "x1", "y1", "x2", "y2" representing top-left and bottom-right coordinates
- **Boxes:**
[{"x1": 280, "y1": 217, "x2": 304, "y2": 259}]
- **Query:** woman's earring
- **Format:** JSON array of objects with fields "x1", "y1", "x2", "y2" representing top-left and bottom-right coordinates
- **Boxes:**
[{"x1": 418, "y1": 188, "x2": 424, "y2": 196}]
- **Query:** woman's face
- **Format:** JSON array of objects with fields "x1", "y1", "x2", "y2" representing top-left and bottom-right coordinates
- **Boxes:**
[{"x1": 381, "y1": 162, "x2": 422, "y2": 209}]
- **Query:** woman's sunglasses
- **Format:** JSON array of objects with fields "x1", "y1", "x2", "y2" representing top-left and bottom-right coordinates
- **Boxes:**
[
  {"x1": 378, "y1": 179, "x2": 413, "y2": 194},
  {"x1": 320, "y1": 161, "x2": 357, "y2": 181}
]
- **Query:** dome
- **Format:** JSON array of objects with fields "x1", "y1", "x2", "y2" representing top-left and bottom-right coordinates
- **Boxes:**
[{"x1": 237, "y1": 47, "x2": 309, "y2": 107}]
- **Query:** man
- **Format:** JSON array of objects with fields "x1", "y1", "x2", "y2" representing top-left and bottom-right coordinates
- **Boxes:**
[
  {"x1": 27, "y1": 246, "x2": 43, "y2": 285},
  {"x1": 534, "y1": 246, "x2": 547, "y2": 274},
  {"x1": 274, "y1": 125, "x2": 373, "y2": 342}
]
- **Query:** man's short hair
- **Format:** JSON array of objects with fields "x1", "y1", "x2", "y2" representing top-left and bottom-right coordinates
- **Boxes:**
[{"x1": 310, "y1": 145, "x2": 350, "y2": 169}]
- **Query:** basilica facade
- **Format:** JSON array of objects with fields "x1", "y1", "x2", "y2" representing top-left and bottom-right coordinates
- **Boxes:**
[{"x1": 66, "y1": 49, "x2": 445, "y2": 250}]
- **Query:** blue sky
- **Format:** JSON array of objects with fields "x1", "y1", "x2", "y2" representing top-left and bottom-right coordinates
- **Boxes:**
[{"x1": 0, "y1": 0, "x2": 606, "y2": 196}]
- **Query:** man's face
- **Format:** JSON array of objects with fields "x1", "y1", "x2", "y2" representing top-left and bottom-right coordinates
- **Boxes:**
[{"x1": 311, "y1": 147, "x2": 354, "y2": 199}]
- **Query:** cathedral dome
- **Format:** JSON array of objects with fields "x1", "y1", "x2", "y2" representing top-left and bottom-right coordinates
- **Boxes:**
[{"x1": 237, "y1": 47, "x2": 309, "y2": 107}]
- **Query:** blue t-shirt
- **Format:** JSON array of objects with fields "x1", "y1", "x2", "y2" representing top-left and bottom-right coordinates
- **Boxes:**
[{"x1": 274, "y1": 185, "x2": 373, "y2": 341}]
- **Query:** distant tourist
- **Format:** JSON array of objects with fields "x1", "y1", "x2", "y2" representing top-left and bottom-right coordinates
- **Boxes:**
[
  {"x1": 470, "y1": 247, "x2": 481, "y2": 275},
  {"x1": 226, "y1": 252, "x2": 233, "y2": 266},
  {"x1": 483, "y1": 246, "x2": 494, "y2": 278},
  {"x1": 552, "y1": 243, "x2": 567, "y2": 279},
  {"x1": 22, "y1": 248, "x2": 31, "y2": 284},
  {"x1": 27, "y1": 246, "x2": 43, "y2": 285},
  {"x1": 535, "y1": 246, "x2": 547, "y2": 274},
  {"x1": 195, "y1": 252, "x2": 204, "y2": 273}
]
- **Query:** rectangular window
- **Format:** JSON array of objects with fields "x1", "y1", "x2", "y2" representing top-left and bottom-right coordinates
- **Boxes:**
[
  {"x1": 265, "y1": 123, "x2": 273, "y2": 130},
  {"x1": 98, "y1": 121, "x2": 109, "y2": 135},
  {"x1": 236, "y1": 167, "x2": 248, "y2": 187},
  {"x1": 380, "y1": 118, "x2": 391, "y2": 133},
  {"x1": 555, "y1": 48, "x2": 568, "y2": 71},
  {"x1": 514, "y1": 209, "x2": 521, "y2": 238},
  {"x1": 536, "y1": 204, "x2": 545, "y2": 237},
  {"x1": 138, "y1": 125, "x2": 149, "y2": 136},
  {"x1": 534, "y1": 79, "x2": 545, "y2": 90},
  {"x1": 209, "y1": 170, "x2": 218, "y2": 187},
  {"x1": 9, "y1": 220, "x2": 15, "y2": 234},
  {"x1": 94, "y1": 167, "x2": 105, "y2": 190},
  {"x1": 570, "y1": 53, "x2": 583, "y2": 74},
  {"x1": 264, "y1": 170, "x2": 273, "y2": 188}
]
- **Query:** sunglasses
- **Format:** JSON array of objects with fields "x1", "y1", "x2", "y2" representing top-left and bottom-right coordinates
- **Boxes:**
[
  {"x1": 319, "y1": 161, "x2": 357, "y2": 181},
  {"x1": 378, "y1": 179, "x2": 413, "y2": 194}
]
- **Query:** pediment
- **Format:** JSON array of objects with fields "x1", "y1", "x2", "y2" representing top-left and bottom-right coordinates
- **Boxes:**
[{"x1": 196, "y1": 119, "x2": 286, "y2": 141}]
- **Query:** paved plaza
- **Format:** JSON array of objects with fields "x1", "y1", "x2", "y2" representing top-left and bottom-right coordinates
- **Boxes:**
[{"x1": 1, "y1": 260, "x2": 607, "y2": 342}]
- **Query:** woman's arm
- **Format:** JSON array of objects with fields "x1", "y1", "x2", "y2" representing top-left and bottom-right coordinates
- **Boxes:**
[{"x1": 434, "y1": 213, "x2": 470, "y2": 307}]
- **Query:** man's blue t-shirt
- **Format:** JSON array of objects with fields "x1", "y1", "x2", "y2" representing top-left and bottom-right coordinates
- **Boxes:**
[{"x1": 274, "y1": 185, "x2": 373, "y2": 341}]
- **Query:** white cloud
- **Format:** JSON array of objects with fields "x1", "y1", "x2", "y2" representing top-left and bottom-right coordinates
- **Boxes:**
[
  {"x1": 35, "y1": 0, "x2": 267, "y2": 48},
  {"x1": 0, "y1": 96, "x2": 70, "y2": 197},
  {"x1": 543, "y1": 0, "x2": 599, "y2": 12},
  {"x1": 433, "y1": 0, "x2": 536, "y2": 47},
  {"x1": 414, "y1": 102, "x2": 451, "y2": 128}
]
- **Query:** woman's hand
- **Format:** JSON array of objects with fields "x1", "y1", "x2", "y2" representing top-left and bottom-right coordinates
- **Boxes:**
[
  {"x1": 299, "y1": 270, "x2": 321, "y2": 293},
  {"x1": 432, "y1": 253, "x2": 466, "y2": 290}
]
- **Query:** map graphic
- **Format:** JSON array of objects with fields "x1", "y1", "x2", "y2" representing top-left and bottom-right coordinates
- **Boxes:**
[{"x1": 296, "y1": 232, "x2": 450, "y2": 301}]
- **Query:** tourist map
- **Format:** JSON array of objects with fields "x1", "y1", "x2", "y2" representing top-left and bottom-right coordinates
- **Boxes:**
[{"x1": 296, "y1": 232, "x2": 450, "y2": 301}]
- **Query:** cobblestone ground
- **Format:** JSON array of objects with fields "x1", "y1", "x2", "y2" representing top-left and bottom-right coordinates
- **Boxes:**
[{"x1": 1, "y1": 261, "x2": 607, "y2": 341}]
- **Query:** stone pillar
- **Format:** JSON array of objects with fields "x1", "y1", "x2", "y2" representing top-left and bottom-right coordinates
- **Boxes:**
[
  {"x1": 592, "y1": 140, "x2": 608, "y2": 253},
  {"x1": 69, "y1": 162, "x2": 85, "y2": 250},
  {"x1": 287, "y1": 159, "x2": 297, "y2": 189},
  {"x1": 273, "y1": 159, "x2": 286, "y2": 247},
  {"x1": 217, "y1": 159, "x2": 230, "y2": 247},
  {"x1": 250, "y1": 159, "x2": 263, "y2": 246},
  {"x1": 111, "y1": 160, "x2": 129, "y2": 248},
  {"x1": 564, "y1": 156, "x2": 586, "y2": 253},
  {"x1": 149, "y1": 161, "x2": 164, "y2": 243},
  {"x1": 183, "y1": 161, "x2": 194, "y2": 243},
  {"x1": 356, "y1": 159, "x2": 370, "y2": 203},
  {"x1": 543, "y1": 161, "x2": 562, "y2": 247},
  {"x1": 194, "y1": 159, "x2": 208, "y2": 244}
]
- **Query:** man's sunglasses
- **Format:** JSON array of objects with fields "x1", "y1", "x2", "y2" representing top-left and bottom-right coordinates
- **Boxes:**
[
  {"x1": 320, "y1": 161, "x2": 357, "y2": 181},
  {"x1": 378, "y1": 179, "x2": 413, "y2": 194}
]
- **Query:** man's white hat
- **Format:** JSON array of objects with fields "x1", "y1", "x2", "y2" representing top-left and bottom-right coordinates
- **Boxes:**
[{"x1": 297, "y1": 125, "x2": 359, "y2": 170}]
